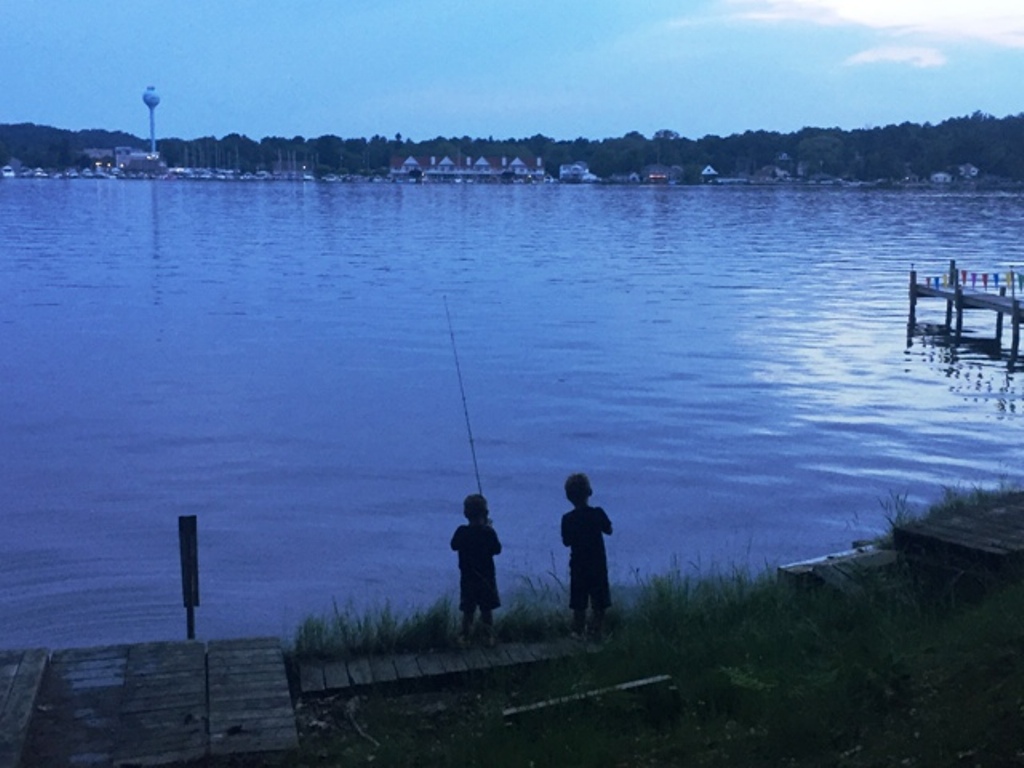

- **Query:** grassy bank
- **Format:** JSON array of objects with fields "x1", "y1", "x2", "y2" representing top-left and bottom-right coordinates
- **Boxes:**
[{"x1": 268, "y1": 487, "x2": 1024, "y2": 767}]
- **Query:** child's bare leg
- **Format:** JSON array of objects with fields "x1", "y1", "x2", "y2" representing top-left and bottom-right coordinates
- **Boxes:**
[
  {"x1": 571, "y1": 609, "x2": 586, "y2": 637},
  {"x1": 590, "y1": 608, "x2": 605, "y2": 639},
  {"x1": 480, "y1": 609, "x2": 496, "y2": 646},
  {"x1": 460, "y1": 609, "x2": 475, "y2": 643}
]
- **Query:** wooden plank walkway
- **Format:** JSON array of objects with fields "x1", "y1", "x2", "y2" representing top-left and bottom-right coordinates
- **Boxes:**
[
  {"x1": 298, "y1": 639, "x2": 587, "y2": 697},
  {"x1": 8, "y1": 637, "x2": 586, "y2": 767},
  {"x1": 19, "y1": 638, "x2": 296, "y2": 768}
]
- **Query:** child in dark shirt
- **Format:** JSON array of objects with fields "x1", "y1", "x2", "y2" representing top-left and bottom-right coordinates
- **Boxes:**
[
  {"x1": 560, "y1": 472, "x2": 613, "y2": 639},
  {"x1": 450, "y1": 493, "x2": 501, "y2": 646}
]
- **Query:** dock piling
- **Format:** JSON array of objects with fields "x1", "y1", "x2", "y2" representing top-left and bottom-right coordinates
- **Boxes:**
[
  {"x1": 996, "y1": 286, "x2": 1006, "y2": 343},
  {"x1": 945, "y1": 259, "x2": 957, "y2": 329},
  {"x1": 1012, "y1": 298, "x2": 1021, "y2": 364},
  {"x1": 907, "y1": 268, "x2": 918, "y2": 343}
]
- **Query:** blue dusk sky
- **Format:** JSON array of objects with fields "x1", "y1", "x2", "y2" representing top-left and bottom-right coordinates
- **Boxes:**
[{"x1": 4, "y1": 1, "x2": 1023, "y2": 142}]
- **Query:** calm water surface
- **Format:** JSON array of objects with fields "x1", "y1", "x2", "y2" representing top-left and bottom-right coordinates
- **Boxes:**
[{"x1": 3, "y1": 180, "x2": 1024, "y2": 649}]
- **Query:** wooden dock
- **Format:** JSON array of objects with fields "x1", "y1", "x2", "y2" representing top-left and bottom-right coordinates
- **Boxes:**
[
  {"x1": 909, "y1": 259, "x2": 1023, "y2": 362},
  {"x1": 893, "y1": 491, "x2": 1024, "y2": 581},
  {"x1": 10, "y1": 637, "x2": 296, "y2": 768}
]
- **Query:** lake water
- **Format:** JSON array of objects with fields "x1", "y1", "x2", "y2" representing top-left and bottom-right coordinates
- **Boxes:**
[{"x1": 3, "y1": 179, "x2": 1024, "y2": 650}]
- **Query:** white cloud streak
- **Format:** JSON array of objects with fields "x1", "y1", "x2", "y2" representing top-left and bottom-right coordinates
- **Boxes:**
[
  {"x1": 845, "y1": 46, "x2": 947, "y2": 67},
  {"x1": 725, "y1": 0, "x2": 1024, "y2": 48}
]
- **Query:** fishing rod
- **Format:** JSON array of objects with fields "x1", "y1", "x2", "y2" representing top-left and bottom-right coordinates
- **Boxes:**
[{"x1": 444, "y1": 296, "x2": 483, "y2": 496}]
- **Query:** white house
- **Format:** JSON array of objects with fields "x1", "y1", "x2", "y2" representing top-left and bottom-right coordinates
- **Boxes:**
[
  {"x1": 559, "y1": 161, "x2": 598, "y2": 183},
  {"x1": 390, "y1": 155, "x2": 544, "y2": 182}
]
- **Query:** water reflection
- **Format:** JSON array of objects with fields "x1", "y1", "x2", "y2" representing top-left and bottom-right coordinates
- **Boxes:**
[{"x1": 910, "y1": 329, "x2": 1024, "y2": 415}]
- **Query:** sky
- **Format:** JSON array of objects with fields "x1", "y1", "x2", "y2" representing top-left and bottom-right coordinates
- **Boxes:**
[{"x1": 3, "y1": 0, "x2": 1023, "y2": 143}]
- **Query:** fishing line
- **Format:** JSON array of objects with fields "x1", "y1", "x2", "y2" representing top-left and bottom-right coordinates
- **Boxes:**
[{"x1": 444, "y1": 296, "x2": 483, "y2": 495}]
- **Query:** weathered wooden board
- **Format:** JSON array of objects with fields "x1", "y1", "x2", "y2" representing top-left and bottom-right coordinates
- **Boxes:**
[
  {"x1": 778, "y1": 546, "x2": 899, "y2": 592},
  {"x1": 207, "y1": 638, "x2": 297, "y2": 756},
  {"x1": 51, "y1": 644, "x2": 130, "y2": 665},
  {"x1": 0, "y1": 648, "x2": 48, "y2": 768},
  {"x1": 323, "y1": 661, "x2": 351, "y2": 691},
  {"x1": 415, "y1": 653, "x2": 448, "y2": 678},
  {"x1": 461, "y1": 647, "x2": 492, "y2": 671},
  {"x1": 113, "y1": 640, "x2": 208, "y2": 767},
  {"x1": 480, "y1": 645, "x2": 517, "y2": 668},
  {"x1": 503, "y1": 674, "x2": 675, "y2": 719},
  {"x1": 347, "y1": 657, "x2": 374, "y2": 687},
  {"x1": 437, "y1": 652, "x2": 469, "y2": 674},
  {"x1": 299, "y1": 663, "x2": 326, "y2": 694},
  {"x1": 23, "y1": 646, "x2": 127, "y2": 768},
  {"x1": 502, "y1": 643, "x2": 535, "y2": 665},
  {"x1": 391, "y1": 654, "x2": 422, "y2": 680},
  {"x1": 368, "y1": 656, "x2": 399, "y2": 683}
]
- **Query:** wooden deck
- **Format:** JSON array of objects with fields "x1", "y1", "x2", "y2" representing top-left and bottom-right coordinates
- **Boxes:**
[
  {"x1": 893, "y1": 491, "x2": 1024, "y2": 577},
  {"x1": 298, "y1": 639, "x2": 589, "y2": 696},
  {"x1": 16, "y1": 637, "x2": 296, "y2": 768}
]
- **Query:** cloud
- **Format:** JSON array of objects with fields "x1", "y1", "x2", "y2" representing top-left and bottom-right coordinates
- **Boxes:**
[
  {"x1": 725, "y1": 0, "x2": 1024, "y2": 48},
  {"x1": 845, "y1": 46, "x2": 947, "y2": 67}
]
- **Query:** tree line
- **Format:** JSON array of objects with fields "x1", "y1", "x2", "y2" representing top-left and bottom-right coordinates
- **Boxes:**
[{"x1": 2, "y1": 111, "x2": 1024, "y2": 183}]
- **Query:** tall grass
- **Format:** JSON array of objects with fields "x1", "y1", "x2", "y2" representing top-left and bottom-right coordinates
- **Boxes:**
[
  {"x1": 292, "y1": 575, "x2": 571, "y2": 658},
  {"x1": 287, "y1": 485, "x2": 1024, "y2": 766},
  {"x1": 292, "y1": 597, "x2": 456, "y2": 659}
]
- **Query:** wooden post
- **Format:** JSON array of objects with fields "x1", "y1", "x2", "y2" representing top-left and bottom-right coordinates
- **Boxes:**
[
  {"x1": 945, "y1": 259, "x2": 957, "y2": 329},
  {"x1": 997, "y1": 286, "x2": 1006, "y2": 344},
  {"x1": 1012, "y1": 299, "x2": 1021, "y2": 365},
  {"x1": 908, "y1": 269, "x2": 918, "y2": 341},
  {"x1": 178, "y1": 515, "x2": 199, "y2": 640}
]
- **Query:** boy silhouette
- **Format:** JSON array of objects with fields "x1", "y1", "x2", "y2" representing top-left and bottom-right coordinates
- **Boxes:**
[
  {"x1": 450, "y1": 493, "x2": 501, "y2": 646},
  {"x1": 561, "y1": 473, "x2": 612, "y2": 639}
]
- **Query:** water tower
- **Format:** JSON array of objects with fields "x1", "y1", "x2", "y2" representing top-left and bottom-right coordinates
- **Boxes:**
[{"x1": 142, "y1": 86, "x2": 160, "y2": 154}]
